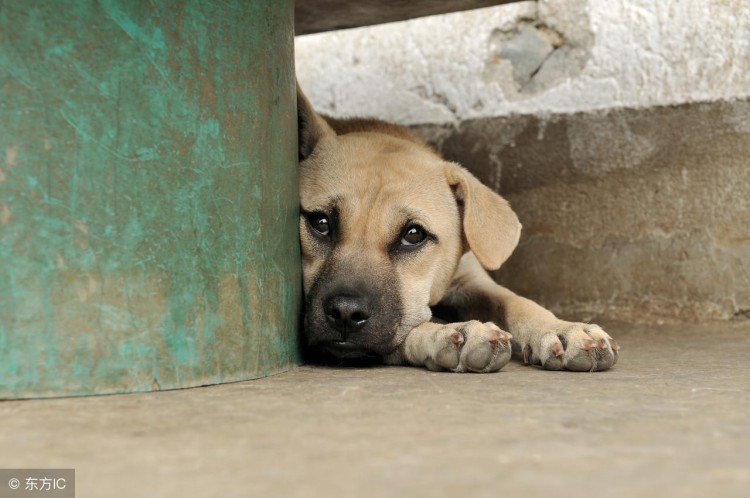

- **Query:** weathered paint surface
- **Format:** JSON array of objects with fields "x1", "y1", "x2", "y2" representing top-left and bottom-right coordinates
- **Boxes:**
[{"x1": 0, "y1": 0, "x2": 300, "y2": 398}]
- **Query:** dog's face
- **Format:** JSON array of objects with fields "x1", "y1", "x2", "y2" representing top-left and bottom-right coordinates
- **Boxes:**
[
  {"x1": 300, "y1": 132, "x2": 464, "y2": 358},
  {"x1": 297, "y1": 86, "x2": 521, "y2": 360}
]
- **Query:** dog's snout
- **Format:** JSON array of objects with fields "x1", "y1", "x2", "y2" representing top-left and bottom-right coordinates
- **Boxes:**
[{"x1": 323, "y1": 294, "x2": 371, "y2": 339}]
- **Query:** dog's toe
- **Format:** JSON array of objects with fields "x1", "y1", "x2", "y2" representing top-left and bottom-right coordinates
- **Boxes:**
[
  {"x1": 430, "y1": 331, "x2": 464, "y2": 371},
  {"x1": 456, "y1": 321, "x2": 512, "y2": 373}
]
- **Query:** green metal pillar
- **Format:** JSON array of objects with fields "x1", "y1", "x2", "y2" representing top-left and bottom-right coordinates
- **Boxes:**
[{"x1": 0, "y1": 0, "x2": 300, "y2": 398}]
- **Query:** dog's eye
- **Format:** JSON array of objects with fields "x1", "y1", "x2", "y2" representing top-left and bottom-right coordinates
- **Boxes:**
[
  {"x1": 306, "y1": 212, "x2": 330, "y2": 237},
  {"x1": 401, "y1": 225, "x2": 427, "y2": 246}
]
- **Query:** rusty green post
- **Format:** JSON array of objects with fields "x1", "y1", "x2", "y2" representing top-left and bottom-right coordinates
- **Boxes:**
[{"x1": 0, "y1": 0, "x2": 300, "y2": 398}]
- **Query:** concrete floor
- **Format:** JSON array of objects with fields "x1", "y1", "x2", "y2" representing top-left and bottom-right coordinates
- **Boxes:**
[{"x1": 2, "y1": 321, "x2": 749, "y2": 498}]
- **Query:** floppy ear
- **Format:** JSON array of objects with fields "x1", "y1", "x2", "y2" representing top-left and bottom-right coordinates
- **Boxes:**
[
  {"x1": 297, "y1": 82, "x2": 335, "y2": 161},
  {"x1": 444, "y1": 163, "x2": 522, "y2": 271}
]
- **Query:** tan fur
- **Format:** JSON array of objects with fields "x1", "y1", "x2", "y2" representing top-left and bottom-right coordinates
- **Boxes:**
[{"x1": 297, "y1": 85, "x2": 619, "y2": 372}]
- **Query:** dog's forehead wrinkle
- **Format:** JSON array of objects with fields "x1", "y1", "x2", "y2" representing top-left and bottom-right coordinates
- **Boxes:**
[
  {"x1": 394, "y1": 204, "x2": 434, "y2": 229},
  {"x1": 340, "y1": 187, "x2": 437, "y2": 238},
  {"x1": 336, "y1": 205, "x2": 392, "y2": 248},
  {"x1": 301, "y1": 193, "x2": 342, "y2": 214}
]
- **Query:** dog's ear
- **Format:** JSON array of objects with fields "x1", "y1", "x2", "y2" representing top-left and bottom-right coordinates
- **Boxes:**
[
  {"x1": 297, "y1": 82, "x2": 335, "y2": 161},
  {"x1": 444, "y1": 163, "x2": 522, "y2": 271}
]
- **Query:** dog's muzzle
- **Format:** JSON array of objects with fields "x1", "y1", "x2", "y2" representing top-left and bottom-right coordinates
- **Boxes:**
[
  {"x1": 305, "y1": 277, "x2": 402, "y2": 360},
  {"x1": 314, "y1": 291, "x2": 375, "y2": 359}
]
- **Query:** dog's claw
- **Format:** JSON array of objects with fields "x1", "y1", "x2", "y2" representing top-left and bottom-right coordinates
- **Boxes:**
[
  {"x1": 581, "y1": 339, "x2": 596, "y2": 351},
  {"x1": 551, "y1": 343, "x2": 564, "y2": 357}
]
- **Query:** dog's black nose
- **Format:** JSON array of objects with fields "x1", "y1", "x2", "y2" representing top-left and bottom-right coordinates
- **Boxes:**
[{"x1": 323, "y1": 294, "x2": 371, "y2": 339}]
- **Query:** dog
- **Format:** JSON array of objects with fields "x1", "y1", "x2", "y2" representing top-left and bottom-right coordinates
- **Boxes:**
[{"x1": 297, "y1": 84, "x2": 619, "y2": 372}]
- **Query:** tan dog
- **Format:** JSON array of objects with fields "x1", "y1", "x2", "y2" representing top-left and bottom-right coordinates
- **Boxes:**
[{"x1": 297, "y1": 85, "x2": 619, "y2": 372}]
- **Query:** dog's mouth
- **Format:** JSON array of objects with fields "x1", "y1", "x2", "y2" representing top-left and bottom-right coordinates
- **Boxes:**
[
  {"x1": 305, "y1": 340, "x2": 383, "y2": 367},
  {"x1": 317, "y1": 341, "x2": 375, "y2": 359}
]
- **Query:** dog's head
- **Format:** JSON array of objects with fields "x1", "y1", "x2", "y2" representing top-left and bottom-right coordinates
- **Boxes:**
[{"x1": 297, "y1": 85, "x2": 521, "y2": 360}]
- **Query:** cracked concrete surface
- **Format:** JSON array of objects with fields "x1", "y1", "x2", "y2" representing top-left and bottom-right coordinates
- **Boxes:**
[
  {"x1": 485, "y1": 0, "x2": 593, "y2": 95},
  {"x1": 2, "y1": 321, "x2": 749, "y2": 497}
]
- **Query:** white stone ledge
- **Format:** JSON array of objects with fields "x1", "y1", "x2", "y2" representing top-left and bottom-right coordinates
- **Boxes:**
[{"x1": 296, "y1": 0, "x2": 750, "y2": 125}]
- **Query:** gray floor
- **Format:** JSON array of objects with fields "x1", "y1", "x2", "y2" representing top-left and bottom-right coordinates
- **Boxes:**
[{"x1": 2, "y1": 321, "x2": 749, "y2": 498}]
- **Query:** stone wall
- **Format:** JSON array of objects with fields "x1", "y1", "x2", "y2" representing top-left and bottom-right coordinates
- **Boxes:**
[{"x1": 416, "y1": 101, "x2": 750, "y2": 322}]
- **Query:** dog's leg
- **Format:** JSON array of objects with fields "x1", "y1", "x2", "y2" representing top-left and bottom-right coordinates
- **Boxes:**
[
  {"x1": 388, "y1": 320, "x2": 513, "y2": 373},
  {"x1": 439, "y1": 253, "x2": 620, "y2": 371}
]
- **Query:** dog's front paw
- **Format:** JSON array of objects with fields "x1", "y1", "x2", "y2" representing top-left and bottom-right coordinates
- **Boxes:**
[
  {"x1": 519, "y1": 322, "x2": 619, "y2": 372},
  {"x1": 425, "y1": 321, "x2": 512, "y2": 373}
]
